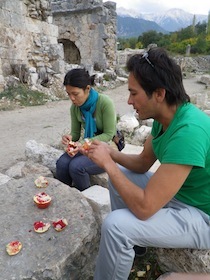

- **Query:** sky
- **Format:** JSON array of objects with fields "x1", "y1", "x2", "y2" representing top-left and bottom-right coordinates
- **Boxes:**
[{"x1": 105, "y1": 0, "x2": 209, "y2": 15}]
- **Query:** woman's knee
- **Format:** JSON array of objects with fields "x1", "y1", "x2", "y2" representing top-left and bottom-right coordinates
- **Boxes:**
[
  {"x1": 69, "y1": 155, "x2": 86, "y2": 174},
  {"x1": 56, "y1": 153, "x2": 71, "y2": 179},
  {"x1": 56, "y1": 153, "x2": 70, "y2": 168}
]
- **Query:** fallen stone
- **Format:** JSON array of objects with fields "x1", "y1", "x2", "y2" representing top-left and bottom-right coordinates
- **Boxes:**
[
  {"x1": 199, "y1": 74, "x2": 210, "y2": 86},
  {"x1": 117, "y1": 113, "x2": 139, "y2": 133},
  {"x1": 25, "y1": 140, "x2": 63, "y2": 175}
]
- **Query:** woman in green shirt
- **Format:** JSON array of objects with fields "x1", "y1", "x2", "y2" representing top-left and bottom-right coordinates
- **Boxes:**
[{"x1": 56, "y1": 68, "x2": 116, "y2": 191}]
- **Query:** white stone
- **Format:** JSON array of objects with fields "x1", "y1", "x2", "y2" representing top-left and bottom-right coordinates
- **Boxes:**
[
  {"x1": 82, "y1": 185, "x2": 111, "y2": 224},
  {"x1": 29, "y1": 72, "x2": 39, "y2": 85},
  {"x1": 132, "y1": 125, "x2": 152, "y2": 145},
  {"x1": 118, "y1": 113, "x2": 139, "y2": 132},
  {"x1": 122, "y1": 143, "x2": 160, "y2": 172},
  {"x1": 122, "y1": 143, "x2": 143, "y2": 154}
]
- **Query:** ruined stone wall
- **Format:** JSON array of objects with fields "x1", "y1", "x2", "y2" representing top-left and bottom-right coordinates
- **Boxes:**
[
  {"x1": 0, "y1": 0, "x2": 65, "y2": 93},
  {"x1": 51, "y1": 0, "x2": 117, "y2": 71},
  {"x1": 0, "y1": 0, "x2": 117, "y2": 95}
]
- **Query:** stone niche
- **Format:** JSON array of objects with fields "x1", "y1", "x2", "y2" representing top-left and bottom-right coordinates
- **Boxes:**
[{"x1": 51, "y1": 0, "x2": 117, "y2": 72}]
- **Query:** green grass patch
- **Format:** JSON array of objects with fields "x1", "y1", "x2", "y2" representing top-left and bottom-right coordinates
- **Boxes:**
[{"x1": 0, "y1": 85, "x2": 48, "y2": 110}]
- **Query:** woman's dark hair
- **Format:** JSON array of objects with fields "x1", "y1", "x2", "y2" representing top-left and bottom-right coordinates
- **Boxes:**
[
  {"x1": 126, "y1": 47, "x2": 190, "y2": 105},
  {"x1": 63, "y1": 68, "x2": 95, "y2": 90}
]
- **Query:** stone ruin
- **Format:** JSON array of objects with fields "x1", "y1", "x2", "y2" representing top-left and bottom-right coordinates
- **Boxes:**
[
  {"x1": 0, "y1": 0, "x2": 209, "y2": 102},
  {"x1": 0, "y1": 0, "x2": 117, "y2": 96},
  {"x1": 51, "y1": 0, "x2": 117, "y2": 71}
]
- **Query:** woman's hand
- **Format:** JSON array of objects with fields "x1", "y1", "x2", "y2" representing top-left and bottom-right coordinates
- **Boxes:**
[{"x1": 61, "y1": 134, "x2": 72, "y2": 146}]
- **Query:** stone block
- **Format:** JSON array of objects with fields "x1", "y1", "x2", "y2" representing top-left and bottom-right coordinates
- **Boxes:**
[{"x1": 82, "y1": 185, "x2": 111, "y2": 225}]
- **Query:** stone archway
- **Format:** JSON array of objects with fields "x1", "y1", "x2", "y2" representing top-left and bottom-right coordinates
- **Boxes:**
[{"x1": 58, "y1": 39, "x2": 81, "y2": 64}]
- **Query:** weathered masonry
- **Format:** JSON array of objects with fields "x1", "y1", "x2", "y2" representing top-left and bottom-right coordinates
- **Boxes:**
[
  {"x1": 0, "y1": 0, "x2": 117, "y2": 93},
  {"x1": 51, "y1": 0, "x2": 117, "y2": 72}
]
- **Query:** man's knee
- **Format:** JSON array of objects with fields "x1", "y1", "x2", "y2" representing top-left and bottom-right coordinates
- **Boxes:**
[{"x1": 102, "y1": 210, "x2": 128, "y2": 235}]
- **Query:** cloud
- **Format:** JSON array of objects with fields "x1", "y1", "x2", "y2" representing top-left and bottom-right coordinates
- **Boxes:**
[{"x1": 108, "y1": 0, "x2": 209, "y2": 15}]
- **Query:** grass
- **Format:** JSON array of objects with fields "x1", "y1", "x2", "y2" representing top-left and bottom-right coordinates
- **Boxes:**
[
  {"x1": 129, "y1": 248, "x2": 162, "y2": 280},
  {"x1": 0, "y1": 84, "x2": 48, "y2": 110}
]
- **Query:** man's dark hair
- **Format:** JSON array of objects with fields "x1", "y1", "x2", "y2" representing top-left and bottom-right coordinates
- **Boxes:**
[
  {"x1": 63, "y1": 68, "x2": 95, "y2": 89},
  {"x1": 126, "y1": 47, "x2": 190, "y2": 105}
]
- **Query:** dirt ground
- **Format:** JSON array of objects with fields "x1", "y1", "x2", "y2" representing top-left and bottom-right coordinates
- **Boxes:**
[{"x1": 0, "y1": 76, "x2": 208, "y2": 172}]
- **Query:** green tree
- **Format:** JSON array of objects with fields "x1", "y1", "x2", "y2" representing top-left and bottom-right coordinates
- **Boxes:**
[
  {"x1": 176, "y1": 26, "x2": 195, "y2": 41},
  {"x1": 117, "y1": 18, "x2": 209, "y2": 55},
  {"x1": 135, "y1": 41, "x2": 143, "y2": 49},
  {"x1": 138, "y1": 30, "x2": 163, "y2": 48},
  {"x1": 191, "y1": 34, "x2": 207, "y2": 54},
  {"x1": 195, "y1": 22, "x2": 207, "y2": 35},
  {"x1": 192, "y1": 14, "x2": 196, "y2": 33},
  {"x1": 207, "y1": 10, "x2": 210, "y2": 34},
  {"x1": 128, "y1": 37, "x2": 138, "y2": 49}
]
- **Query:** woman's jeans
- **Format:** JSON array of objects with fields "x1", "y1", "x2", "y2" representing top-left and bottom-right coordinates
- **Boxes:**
[
  {"x1": 56, "y1": 152, "x2": 104, "y2": 191},
  {"x1": 94, "y1": 166, "x2": 210, "y2": 280}
]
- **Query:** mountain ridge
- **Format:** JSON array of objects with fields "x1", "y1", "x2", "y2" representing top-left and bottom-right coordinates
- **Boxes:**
[{"x1": 117, "y1": 7, "x2": 208, "y2": 37}]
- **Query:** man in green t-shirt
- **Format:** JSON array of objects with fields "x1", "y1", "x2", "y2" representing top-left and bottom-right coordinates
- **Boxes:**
[{"x1": 82, "y1": 47, "x2": 210, "y2": 280}]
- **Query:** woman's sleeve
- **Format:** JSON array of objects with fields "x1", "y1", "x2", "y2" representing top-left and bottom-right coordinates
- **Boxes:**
[
  {"x1": 92, "y1": 96, "x2": 116, "y2": 142},
  {"x1": 70, "y1": 106, "x2": 82, "y2": 141}
]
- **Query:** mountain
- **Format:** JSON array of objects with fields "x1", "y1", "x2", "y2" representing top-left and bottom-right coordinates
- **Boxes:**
[
  {"x1": 117, "y1": 8, "x2": 208, "y2": 37},
  {"x1": 143, "y1": 9, "x2": 208, "y2": 32},
  {"x1": 117, "y1": 16, "x2": 167, "y2": 38}
]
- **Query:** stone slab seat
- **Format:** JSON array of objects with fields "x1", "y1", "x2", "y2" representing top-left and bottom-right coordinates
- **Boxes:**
[{"x1": 0, "y1": 176, "x2": 100, "y2": 280}]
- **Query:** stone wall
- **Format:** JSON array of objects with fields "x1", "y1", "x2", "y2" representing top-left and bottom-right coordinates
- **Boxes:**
[
  {"x1": 0, "y1": 0, "x2": 117, "y2": 94},
  {"x1": 51, "y1": 0, "x2": 117, "y2": 72},
  {"x1": 0, "y1": 0, "x2": 65, "y2": 93}
]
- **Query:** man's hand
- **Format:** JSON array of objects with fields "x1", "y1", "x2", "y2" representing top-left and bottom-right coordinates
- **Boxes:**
[{"x1": 85, "y1": 140, "x2": 113, "y2": 169}]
